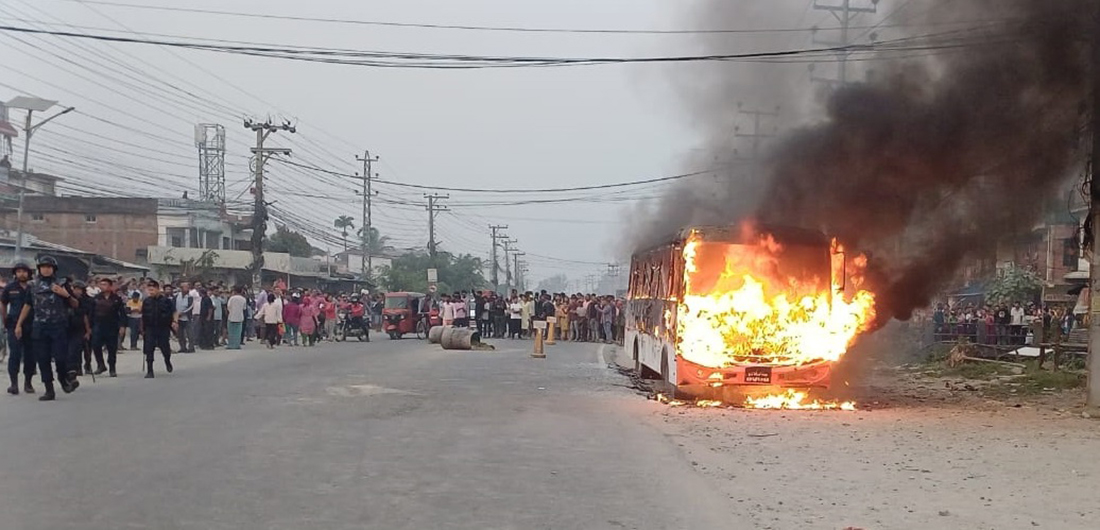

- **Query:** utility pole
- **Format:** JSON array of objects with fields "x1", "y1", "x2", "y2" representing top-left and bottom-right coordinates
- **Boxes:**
[
  {"x1": 811, "y1": 0, "x2": 878, "y2": 85},
  {"x1": 1087, "y1": 3, "x2": 1100, "y2": 408},
  {"x1": 490, "y1": 225, "x2": 509, "y2": 293},
  {"x1": 734, "y1": 103, "x2": 780, "y2": 160},
  {"x1": 356, "y1": 151, "x2": 379, "y2": 280},
  {"x1": 245, "y1": 118, "x2": 295, "y2": 288},
  {"x1": 503, "y1": 239, "x2": 518, "y2": 292},
  {"x1": 424, "y1": 193, "x2": 449, "y2": 260},
  {"x1": 513, "y1": 252, "x2": 526, "y2": 291}
]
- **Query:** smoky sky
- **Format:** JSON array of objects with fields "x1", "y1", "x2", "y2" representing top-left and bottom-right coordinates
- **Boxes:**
[{"x1": 639, "y1": 0, "x2": 1092, "y2": 322}]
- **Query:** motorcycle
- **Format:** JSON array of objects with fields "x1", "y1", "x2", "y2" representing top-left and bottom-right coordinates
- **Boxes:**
[{"x1": 333, "y1": 309, "x2": 371, "y2": 342}]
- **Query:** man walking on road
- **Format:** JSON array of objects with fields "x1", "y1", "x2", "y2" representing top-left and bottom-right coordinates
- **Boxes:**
[
  {"x1": 141, "y1": 280, "x2": 177, "y2": 378},
  {"x1": 15, "y1": 256, "x2": 80, "y2": 401},
  {"x1": 91, "y1": 278, "x2": 127, "y2": 377},
  {"x1": 2, "y1": 261, "x2": 35, "y2": 395},
  {"x1": 174, "y1": 281, "x2": 194, "y2": 353},
  {"x1": 67, "y1": 281, "x2": 93, "y2": 380}
]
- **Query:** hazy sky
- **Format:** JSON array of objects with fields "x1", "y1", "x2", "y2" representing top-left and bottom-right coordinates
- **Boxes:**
[{"x1": 1, "y1": 0, "x2": 848, "y2": 286}]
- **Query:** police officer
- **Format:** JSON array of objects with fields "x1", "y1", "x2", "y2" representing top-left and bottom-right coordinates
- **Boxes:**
[
  {"x1": 140, "y1": 279, "x2": 177, "y2": 378},
  {"x1": 67, "y1": 281, "x2": 93, "y2": 382},
  {"x1": 15, "y1": 256, "x2": 80, "y2": 401},
  {"x1": 91, "y1": 278, "x2": 127, "y2": 377},
  {"x1": 2, "y1": 261, "x2": 35, "y2": 395}
]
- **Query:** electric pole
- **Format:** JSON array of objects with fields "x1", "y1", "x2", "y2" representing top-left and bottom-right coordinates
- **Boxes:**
[
  {"x1": 425, "y1": 193, "x2": 449, "y2": 260},
  {"x1": 513, "y1": 252, "x2": 526, "y2": 292},
  {"x1": 735, "y1": 103, "x2": 780, "y2": 160},
  {"x1": 356, "y1": 151, "x2": 379, "y2": 280},
  {"x1": 503, "y1": 239, "x2": 518, "y2": 293},
  {"x1": 811, "y1": 0, "x2": 878, "y2": 85},
  {"x1": 490, "y1": 225, "x2": 509, "y2": 293},
  {"x1": 245, "y1": 118, "x2": 295, "y2": 289},
  {"x1": 1086, "y1": 3, "x2": 1100, "y2": 408}
]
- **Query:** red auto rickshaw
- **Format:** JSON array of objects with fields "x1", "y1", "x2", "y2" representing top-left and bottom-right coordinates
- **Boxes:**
[{"x1": 382, "y1": 292, "x2": 436, "y2": 339}]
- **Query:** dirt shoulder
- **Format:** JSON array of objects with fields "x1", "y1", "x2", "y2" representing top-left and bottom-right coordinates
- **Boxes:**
[{"x1": 607, "y1": 344, "x2": 1100, "y2": 529}]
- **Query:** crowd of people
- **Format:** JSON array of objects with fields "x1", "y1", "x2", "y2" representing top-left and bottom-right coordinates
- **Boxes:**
[
  {"x1": 926, "y1": 301, "x2": 1078, "y2": 345},
  {"x1": 431, "y1": 289, "x2": 625, "y2": 344},
  {"x1": 0, "y1": 260, "x2": 385, "y2": 402},
  {"x1": 1, "y1": 257, "x2": 628, "y2": 402}
]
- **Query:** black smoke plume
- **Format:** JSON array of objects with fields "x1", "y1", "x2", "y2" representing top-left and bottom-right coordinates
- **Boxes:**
[{"x1": 642, "y1": 0, "x2": 1093, "y2": 322}]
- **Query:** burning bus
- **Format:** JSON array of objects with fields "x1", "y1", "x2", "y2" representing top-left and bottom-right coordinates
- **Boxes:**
[{"x1": 625, "y1": 224, "x2": 876, "y2": 407}]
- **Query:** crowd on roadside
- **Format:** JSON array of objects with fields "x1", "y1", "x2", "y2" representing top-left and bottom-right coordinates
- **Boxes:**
[
  {"x1": 430, "y1": 289, "x2": 625, "y2": 344},
  {"x1": 919, "y1": 301, "x2": 1078, "y2": 346},
  {"x1": 1, "y1": 259, "x2": 381, "y2": 402}
]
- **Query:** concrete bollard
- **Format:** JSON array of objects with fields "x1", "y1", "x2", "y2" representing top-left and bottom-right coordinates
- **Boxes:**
[
  {"x1": 531, "y1": 327, "x2": 546, "y2": 358},
  {"x1": 427, "y1": 325, "x2": 445, "y2": 344}
]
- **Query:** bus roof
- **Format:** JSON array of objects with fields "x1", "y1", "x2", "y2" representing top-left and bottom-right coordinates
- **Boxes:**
[{"x1": 636, "y1": 224, "x2": 829, "y2": 255}]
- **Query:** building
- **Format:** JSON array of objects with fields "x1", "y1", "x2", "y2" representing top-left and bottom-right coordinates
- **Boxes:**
[
  {"x1": 0, "y1": 195, "x2": 251, "y2": 264},
  {"x1": 0, "y1": 230, "x2": 148, "y2": 279},
  {"x1": 145, "y1": 246, "x2": 362, "y2": 292}
]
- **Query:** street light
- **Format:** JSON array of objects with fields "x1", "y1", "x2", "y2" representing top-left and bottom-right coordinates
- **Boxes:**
[{"x1": 6, "y1": 96, "x2": 75, "y2": 259}]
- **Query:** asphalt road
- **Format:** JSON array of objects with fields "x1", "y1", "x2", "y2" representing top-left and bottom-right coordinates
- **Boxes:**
[{"x1": 0, "y1": 335, "x2": 730, "y2": 530}]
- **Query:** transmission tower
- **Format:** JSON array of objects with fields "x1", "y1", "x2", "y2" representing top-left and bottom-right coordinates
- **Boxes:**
[{"x1": 195, "y1": 123, "x2": 226, "y2": 204}]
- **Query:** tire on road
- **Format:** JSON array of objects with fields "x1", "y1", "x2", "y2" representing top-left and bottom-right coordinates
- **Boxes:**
[{"x1": 427, "y1": 326, "x2": 445, "y2": 344}]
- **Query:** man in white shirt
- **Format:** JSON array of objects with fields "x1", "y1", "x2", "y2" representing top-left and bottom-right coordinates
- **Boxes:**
[
  {"x1": 440, "y1": 294, "x2": 456, "y2": 326},
  {"x1": 189, "y1": 281, "x2": 203, "y2": 350},
  {"x1": 174, "y1": 281, "x2": 194, "y2": 353},
  {"x1": 226, "y1": 286, "x2": 247, "y2": 350},
  {"x1": 1010, "y1": 302, "x2": 1026, "y2": 344}
]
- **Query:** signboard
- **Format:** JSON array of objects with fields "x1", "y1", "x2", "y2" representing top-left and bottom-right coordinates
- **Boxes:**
[
  {"x1": 533, "y1": 320, "x2": 548, "y2": 330},
  {"x1": 427, "y1": 268, "x2": 438, "y2": 283},
  {"x1": 546, "y1": 316, "x2": 557, "y2": 324}
]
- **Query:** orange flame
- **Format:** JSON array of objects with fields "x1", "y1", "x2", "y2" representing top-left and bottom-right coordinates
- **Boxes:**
[
  {"x1": 745, "y1": 390, "x2": 856, "y2": 411},
  {"x1": 676, "y1": 230, "x2": 876, "y2": 368}
]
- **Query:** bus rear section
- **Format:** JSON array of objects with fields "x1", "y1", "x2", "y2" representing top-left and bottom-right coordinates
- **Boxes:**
[{"x1": 626, "y1": 225, "x2": 875, "y2": 401}]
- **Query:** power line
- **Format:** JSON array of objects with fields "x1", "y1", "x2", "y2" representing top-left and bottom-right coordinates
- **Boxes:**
[
  {"x1": 41, "y1": 0, "x2": 1002, "y2": 36},
  {"x1": 271, "y1": 157, "x2": 728, "y2": 194},
  {"x1": 0, "y1": 24, "x2": 1018, "y2": 70}
]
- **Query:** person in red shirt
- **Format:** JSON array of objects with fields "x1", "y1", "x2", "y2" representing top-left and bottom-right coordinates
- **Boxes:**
[{"x1": 321, "y1": 294, "x2": 338, "y2": 341}]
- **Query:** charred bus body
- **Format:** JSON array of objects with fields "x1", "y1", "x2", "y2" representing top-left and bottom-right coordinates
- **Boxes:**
[{"x1": 625, "y1": 224, "x2": 852, "y2": 400}]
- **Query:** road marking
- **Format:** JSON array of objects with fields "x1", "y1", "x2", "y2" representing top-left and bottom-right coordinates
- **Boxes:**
[{"x1": 597, "y1": 344, "x2": 607, "y2": 366}]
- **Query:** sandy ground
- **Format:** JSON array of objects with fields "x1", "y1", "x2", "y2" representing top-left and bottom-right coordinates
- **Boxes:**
[{"x1": 609, "y1": 344, "x2": 1100, "y2": 530}]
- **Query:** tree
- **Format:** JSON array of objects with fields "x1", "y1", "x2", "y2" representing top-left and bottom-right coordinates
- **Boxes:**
[
  {"x1": 357, "y1": 226, "x2": 394, "y2": 255},
  {"x1": 986, "y1": 265, "x2": 1042, "y2": 306},
  {"x1": 379, "y1": 251, "x2": 487, "y2": 293},
  {"x1": 537, "y1": 274, "x2": 569, "y2": 293},
  {"x1": 267, "y1": 225, "x2": 313, "y2": 257},
  {"x1": 333, "y1": 215, "x2": 355, "y2": 252}
]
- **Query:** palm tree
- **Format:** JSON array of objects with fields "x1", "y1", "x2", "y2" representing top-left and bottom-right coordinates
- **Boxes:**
[
  {"x1": 357, "y1": 226, "x2": 394, "y2": 255},
  {"x1": 333, "y1": 215, "x2": 355, "y2": 252}
]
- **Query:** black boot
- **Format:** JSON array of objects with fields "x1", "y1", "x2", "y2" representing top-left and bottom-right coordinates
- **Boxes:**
[
  {"x1": 94, "y1": 365, "x2": 107, "y2": 375},
  {"x1": 145, "y1": 360, "x2": 154, "y2": 379},
  {"x1": 60, "y1": 376, "x2": 79, "y2": 394},
  {"x1": 23, "y1": 375, "x2": 34, "y2": 394},
  {"x1": 83, "y1": 363, "x2": 92, "y2": 375},
  {"x1": 164, "y1": 356, "x2": 173, "y2": 373},
  {"x1": 108, "y1": 364, "x2": 117, "y2": 377},
  {"x1": 7, "y1": 376, "x2": 17, "y2": 395},
  {"x1": 39, "y1": 381, "x2": 55, "y2": 401}
]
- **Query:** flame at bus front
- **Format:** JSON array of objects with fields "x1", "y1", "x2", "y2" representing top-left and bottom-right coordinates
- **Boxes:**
[{"x1": 677, "y1": 231, "x2": 876, "y2": 368}]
